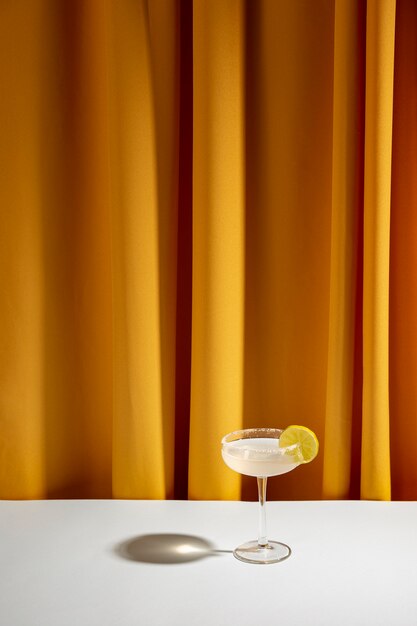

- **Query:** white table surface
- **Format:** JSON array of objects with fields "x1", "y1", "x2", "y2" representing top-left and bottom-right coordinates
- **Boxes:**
[{"x1": 1, "y1": 500, "x2": 417, "y2": 626}]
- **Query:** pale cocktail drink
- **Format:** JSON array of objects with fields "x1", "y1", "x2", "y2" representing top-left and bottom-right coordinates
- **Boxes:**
[{"x1": 221, "y1": 437, "x2": 300, "y2": 477}]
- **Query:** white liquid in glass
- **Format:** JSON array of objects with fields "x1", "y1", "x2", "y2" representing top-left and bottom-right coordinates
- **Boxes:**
[{"x1": 221, "y1": 437, "x2": 299, "y2": 478}]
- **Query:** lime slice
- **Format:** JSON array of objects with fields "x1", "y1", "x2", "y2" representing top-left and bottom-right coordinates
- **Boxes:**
[{"x1": 279, "y1": 425, "x2": 319, "y2": 463}]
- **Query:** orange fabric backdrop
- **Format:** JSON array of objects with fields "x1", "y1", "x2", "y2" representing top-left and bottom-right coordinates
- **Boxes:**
[{"x1": 0, "y1": 0, "x2": 415, "y2": 501}]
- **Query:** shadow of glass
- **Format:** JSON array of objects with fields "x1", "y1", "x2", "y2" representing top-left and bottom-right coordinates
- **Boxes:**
[{"x1": 114, "y1": 534, "x2": 231, "y2": 565}]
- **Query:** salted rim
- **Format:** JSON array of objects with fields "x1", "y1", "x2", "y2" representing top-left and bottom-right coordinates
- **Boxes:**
[{"x1": 221, "y1": 428, "x2": 301, "y2": 455}]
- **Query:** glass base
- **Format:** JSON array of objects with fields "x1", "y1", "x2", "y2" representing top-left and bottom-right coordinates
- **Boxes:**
[{"x1": 233, "y1": 540, "x2": 291, "y2": 564}]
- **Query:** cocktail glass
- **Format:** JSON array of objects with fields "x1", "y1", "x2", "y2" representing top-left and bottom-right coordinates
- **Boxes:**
[{"x1": 221, "y1": 427, "x2": 302, "y2": 564}]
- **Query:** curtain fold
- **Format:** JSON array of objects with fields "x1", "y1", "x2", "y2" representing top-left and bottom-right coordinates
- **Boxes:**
[
  {"x1": 0, "y1": 0, "x2": 46, "y2": 499},
  {"x1": 390, "y1": 0, "x2": 417, "y2": 501},
  {"x1": 242, "y1": 0, "x2": 334, "y2": 503},
  {"x1": 189, "y1": 0, "x2": 245, "y2": 500},
  {"x1": 323, "y1": 0, "x2": 365, "y2": 500},
  {"x1": 109, "y1": 0, "x2": 178, "y2": 499},
  {"x1": 361, "y1": 0, "x2": 396, "y2": 501},
  {"x1": 1, "y1": 0, "x2": 415, "y2": 501}
]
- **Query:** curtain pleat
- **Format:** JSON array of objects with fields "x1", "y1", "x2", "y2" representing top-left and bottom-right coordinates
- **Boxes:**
[
  {"x1": 189, "y1": 0, "x2": 245, "y2": 500},
  {"x1": 2, "y1": 0, "x2": 416, "y2": 501},
  {"x1": 110, "y1": 2, "x2": 177, "y2": 498},
  {"x1": 361, "y1": 0, "x2": 396, "y2": 501},
  {"x1": 390, "y1": 0, "x2": 417, "y2": 501},
  {"x1": 0, "y1": 0, "x2": 46, "y2": 499},
  {"x1": 323, "y1": 0, "x2": 365, "y2": 500},
  {"x1": 46, "y1": 0, "x2": 113, "y2": 499},
  {"x1": 243, "y1": 0, "x2": 334, "y2": 502}
]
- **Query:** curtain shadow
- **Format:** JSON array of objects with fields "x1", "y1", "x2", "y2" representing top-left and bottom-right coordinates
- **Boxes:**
[{"x1": 173, "y1": 0, "x2": 193, "y2": 500}]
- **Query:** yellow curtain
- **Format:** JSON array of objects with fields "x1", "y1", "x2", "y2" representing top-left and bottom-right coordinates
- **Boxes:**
[{"x1": 0, "y1": 0, "x2": 414, "y2": 501}]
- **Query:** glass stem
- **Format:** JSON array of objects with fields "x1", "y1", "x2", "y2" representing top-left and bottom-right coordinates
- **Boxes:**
[{"x1": 257, "y1": 477, "x2": 268, "y2": 547}]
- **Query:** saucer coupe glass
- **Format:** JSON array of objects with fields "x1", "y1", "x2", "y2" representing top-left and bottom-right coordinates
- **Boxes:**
[{"x1": 221, "y1": 427, "x2": 303, "y2": 564}]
